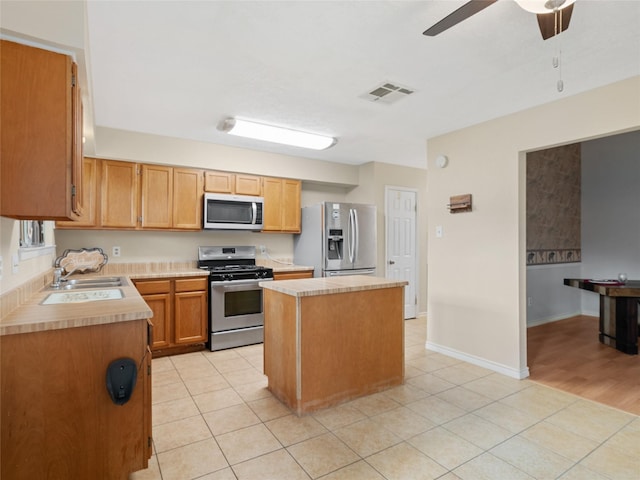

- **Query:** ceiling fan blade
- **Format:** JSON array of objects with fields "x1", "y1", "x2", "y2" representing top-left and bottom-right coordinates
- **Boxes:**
[
  {"x1": 537, "y1": 3, "x2": 574, "y2": 40},
  {"x1": 423, "y1": 0, "x2": 498, "y2": 36}
]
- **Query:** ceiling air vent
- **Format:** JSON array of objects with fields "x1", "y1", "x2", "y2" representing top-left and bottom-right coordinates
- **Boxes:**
[{"x1": 360, "y1": 82, "x2": 415, "y2": 105}]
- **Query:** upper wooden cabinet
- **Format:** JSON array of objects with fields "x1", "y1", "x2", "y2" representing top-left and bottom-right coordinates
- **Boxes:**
[
  {"x1": 1, "y1": 40, "x2": 83, "y2": 220},
  {"x1": 101, "y1": 160, "x2": 139, "y2": 228},
  {"x1": 141, "y1": 164, "x2": 173, "y2": 229},
  {"x1": 173, "y1": 168, "x2": 204, "y2": 229},
  {"x1": 262, "y1": 177, "x2": 301, "y2": 233},
  {"x1": 57, "y1": 159, "x2": 203, "y2": 231},
  {"x1": 141, "y1": 165, "x2": 203, "y2": 230},
  {"x1": 204, "y1": 171, "x2": 262, "y2": 196}
]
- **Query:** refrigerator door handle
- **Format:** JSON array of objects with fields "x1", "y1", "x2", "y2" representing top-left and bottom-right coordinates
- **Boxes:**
[
  {"x1": 348, "y1": 208, "x2": 355, "y2": 263},
  {"x1": 352, "y1": 208, "x2": 359, "y2": 263}
]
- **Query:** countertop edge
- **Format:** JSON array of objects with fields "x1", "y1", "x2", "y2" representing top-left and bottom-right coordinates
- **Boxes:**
[{"x1": 260, "y1": 276, "x2": 408, "y2": 297}]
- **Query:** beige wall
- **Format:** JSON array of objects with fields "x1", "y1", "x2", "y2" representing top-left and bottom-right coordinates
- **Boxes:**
[
  {"x1": 426, "y1": 76, "x2": 640, "y2": 378},
  {"x1": 94, "y1": 127, "x2": 361, "y2": 186}
]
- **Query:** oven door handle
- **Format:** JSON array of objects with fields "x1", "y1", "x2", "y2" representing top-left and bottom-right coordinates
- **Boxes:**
[{"x1": 210, "y1": 278, "x2": 273, "y2": 287}]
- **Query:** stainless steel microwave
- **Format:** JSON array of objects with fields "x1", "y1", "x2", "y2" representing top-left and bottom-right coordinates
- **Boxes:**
[{"x1": 203, "y1": 193, "x2": 264, "y2": 230}]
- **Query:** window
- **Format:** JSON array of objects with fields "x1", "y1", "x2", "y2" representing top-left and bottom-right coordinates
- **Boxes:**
[{"x1": 19, "y1": 220, "x2": 45, "y2": 248}]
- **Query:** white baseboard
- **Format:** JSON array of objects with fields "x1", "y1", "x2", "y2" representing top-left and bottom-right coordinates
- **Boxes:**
[
  {"x1": 527, "y1": 310, "x2": 599, "y2": 328},
  {"x1": 526, "y1": 311, "x2": 582, "y2": 328},
  {"x1": 425, "y1": 341, "x2": 530, "y2": 380}
]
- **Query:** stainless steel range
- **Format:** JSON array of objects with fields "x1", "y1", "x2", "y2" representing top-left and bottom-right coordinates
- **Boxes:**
[{"x1": 198, "y1": 246, "x2": 273, "y2": 351}]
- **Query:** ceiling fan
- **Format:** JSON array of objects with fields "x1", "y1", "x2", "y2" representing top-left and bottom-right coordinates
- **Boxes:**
[{"x1": 423, "y1": 0, "x2": 576, "y2": 40}]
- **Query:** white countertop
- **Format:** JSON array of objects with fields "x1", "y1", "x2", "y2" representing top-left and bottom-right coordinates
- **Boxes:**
[{"x1": 260, "y1": 275, "x2": 407, "y2": 297}]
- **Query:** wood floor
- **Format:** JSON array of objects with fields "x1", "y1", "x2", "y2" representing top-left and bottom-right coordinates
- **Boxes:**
[{"x1": 527, "y1": 315, "x2": 640, "y2": 415}]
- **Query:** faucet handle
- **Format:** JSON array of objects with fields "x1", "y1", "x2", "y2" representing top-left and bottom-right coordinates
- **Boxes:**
[{"x1": 52, "y1": 267, "x2": 63, "y2": 288}]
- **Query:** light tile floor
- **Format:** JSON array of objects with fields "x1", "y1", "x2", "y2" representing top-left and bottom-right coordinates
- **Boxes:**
[{"x1": 131, "y1": 318, "x2": 640, "y2": 480}]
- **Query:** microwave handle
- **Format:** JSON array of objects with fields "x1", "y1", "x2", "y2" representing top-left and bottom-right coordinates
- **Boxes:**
[{"x1": 252, "y1": 202, "x2": 257, "y2": 225}]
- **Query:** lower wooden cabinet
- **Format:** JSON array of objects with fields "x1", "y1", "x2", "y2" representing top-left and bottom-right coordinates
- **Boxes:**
[
  {"x1": 0, "y1": 319, "x2": 152, "y2": 480},
  {"x1": 134, "y1": 276, "x2": 208, "y2": 356}
]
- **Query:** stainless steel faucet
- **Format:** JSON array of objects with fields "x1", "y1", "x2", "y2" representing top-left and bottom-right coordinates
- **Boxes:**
[{"x1": 51, "y1": 267, "x2": 80, "y2": 288}]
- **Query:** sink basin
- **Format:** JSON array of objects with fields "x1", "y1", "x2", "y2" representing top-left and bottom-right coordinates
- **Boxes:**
[
  {"x1": 52, "y1": 277, "x2": 127, "y2": 290},
  {"x1": 42, "y1": 289, "x2": 124, "y2": 305}
]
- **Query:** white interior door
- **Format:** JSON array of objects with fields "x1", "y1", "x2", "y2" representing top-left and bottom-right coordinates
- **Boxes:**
[{"x1": 385, "y1": 187, "x2": 417, "y2": 319}]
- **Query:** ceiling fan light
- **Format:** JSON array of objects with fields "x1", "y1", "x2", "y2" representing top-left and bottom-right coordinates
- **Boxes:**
[
  {"x1": 515, "y1": 0, "x2": 576, "y2": 14},
  {"x1": 219, "y1": 118, "x2": 336, "y2": 150}
]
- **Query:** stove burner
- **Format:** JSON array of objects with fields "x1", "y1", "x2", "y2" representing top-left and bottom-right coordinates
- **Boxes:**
[
  {"x1": 197, "y1": 245, "x2": 273, "y2": 281},
  {"x1": 211, "y1": 265, "x2": 261, "y2": 271}
]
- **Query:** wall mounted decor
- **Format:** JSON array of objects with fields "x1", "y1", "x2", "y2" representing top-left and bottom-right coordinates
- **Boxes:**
[{"x1": 448, "y1": 194, "x2": 472, "y2": 213}]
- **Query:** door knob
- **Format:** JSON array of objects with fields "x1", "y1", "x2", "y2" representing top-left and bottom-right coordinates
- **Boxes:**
[{"x1": 388, "y1": 260, "x2": 395, "y2": 265}]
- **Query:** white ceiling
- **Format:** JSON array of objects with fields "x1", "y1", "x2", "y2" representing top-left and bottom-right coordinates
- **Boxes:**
[{"x1": 85, "y1": 0, "x2": 640, "y2": 169}]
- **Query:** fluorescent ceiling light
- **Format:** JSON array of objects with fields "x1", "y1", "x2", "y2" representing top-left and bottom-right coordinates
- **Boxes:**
[
  {"x1": 219, "y1": 118, "x2": 336, "y2": 150},
  {"x1": 515, "y1": 0, "x2": 576, "y2": 14}
]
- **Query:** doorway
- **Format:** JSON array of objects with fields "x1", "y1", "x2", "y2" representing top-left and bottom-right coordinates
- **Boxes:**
[{"x1": 385, "y1": 186, "x2": 418, "y2": 319}]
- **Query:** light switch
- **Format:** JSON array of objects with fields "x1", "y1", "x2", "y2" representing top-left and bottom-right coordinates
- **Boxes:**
[{"x1": 436, "y1": 226, "x2": 443, "y2": 238}]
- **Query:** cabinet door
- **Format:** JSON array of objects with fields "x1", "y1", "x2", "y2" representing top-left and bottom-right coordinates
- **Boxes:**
[
  {"x1": 235, "y1": 174, "x2": 262, "y2": 195},
  {"x1": 173, "y1": 168, "x2": 203, "y2": 229},
  {"x1": 281, "y1": 179, "x2": 301, "y2": 232},
  {"x1": 101, "y1": 160, "x2": 139, "y2": 228},
  {"x1": 262, "y1": 177, "x2": 284, "y2": 231},
  {"x1": 143, "y1": 293, "x2": 172, "y2": 350},
  {"x1": 56, "y1": 157, "x2": 98, "y2": 228},
  {"x1": 174, "y1": 281, "x2": 208, "y2": 345},
  {"x1": 204, "y1": 171, "x2": 234, "y2": 193},
  {"x1": 0, "y1": 40, "x2": 79, "y2": 220},
  {"x1": 141, "y1": 164, "x2": 173, "y2": 229},
  {"x1": 134, "y1": 280, "x2": 172, "y2": 350}
]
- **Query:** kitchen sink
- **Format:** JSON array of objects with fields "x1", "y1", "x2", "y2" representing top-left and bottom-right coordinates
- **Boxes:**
[
  {"x1": 42, "y1": 289, "x2": 124, "y2": 305},
  {"x1": 52, "y1": 276, "x2": 128, "y2": 290}
]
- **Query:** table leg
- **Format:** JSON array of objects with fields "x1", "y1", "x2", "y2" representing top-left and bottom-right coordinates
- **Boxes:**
[{"x1": 599, "y1": 296, "x2": 639, "y2": 354}]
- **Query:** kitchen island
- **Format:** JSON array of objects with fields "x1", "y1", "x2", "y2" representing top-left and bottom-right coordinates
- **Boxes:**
[
  {"x1": 564, "y1": 278, "x2": 640, "y2": 354},
  {"x1": 260, "y1": 275, "x2": 407, "y2": 415}
]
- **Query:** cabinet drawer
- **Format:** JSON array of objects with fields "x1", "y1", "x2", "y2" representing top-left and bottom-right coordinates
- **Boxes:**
[
  {"x1": 273, "y1": 270, "x2": 314, "y2": 280},
  {"x1": 134, "y1": 280, "x2": 171, "y2": 295},
  {"x1": 175, "y1": 277, "x2": 208, "y2": 293}
]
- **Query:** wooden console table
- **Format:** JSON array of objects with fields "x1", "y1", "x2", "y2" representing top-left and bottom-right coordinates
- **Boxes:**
[{"x1": 564, "y1": 278, "x2": 640, "y2": 354}]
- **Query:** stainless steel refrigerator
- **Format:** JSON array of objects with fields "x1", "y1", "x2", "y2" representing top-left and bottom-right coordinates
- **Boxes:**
[{"x1": 294, "y1": 202, "x2": 377, "y2": 277}]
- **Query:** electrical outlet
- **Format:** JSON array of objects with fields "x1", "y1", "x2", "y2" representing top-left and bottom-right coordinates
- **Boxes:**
[
  {"x1": 259, "y1": 245, "x2": 267, "y2": 254},
  {"x1": 12, "y1": 253, "x2": 19, "y2": 274},
  {"x1": 435, "y1": 226, "x2": 443, "y2": 238},
  {"x1": 112, "y1": 246, "x2": 121, "y2": 257},
  {"x1": 527, "y1": 297, "x2": 533, "y2": 307}
]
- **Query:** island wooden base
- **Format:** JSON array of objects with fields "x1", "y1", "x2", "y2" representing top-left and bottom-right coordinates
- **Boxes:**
[{"x1": 263, "y1": 286, "x2": 404, "y2": 415}]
